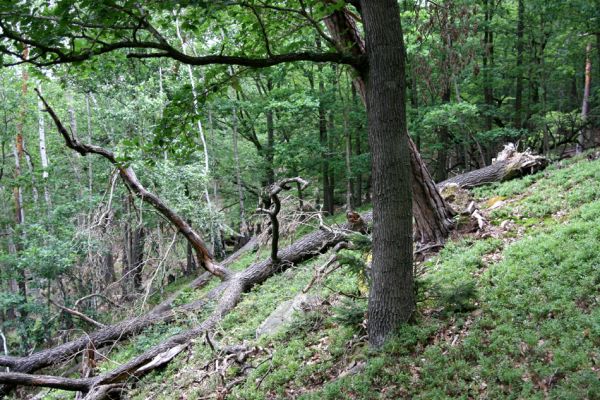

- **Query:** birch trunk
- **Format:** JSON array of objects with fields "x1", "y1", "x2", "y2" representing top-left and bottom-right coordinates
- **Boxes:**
[{"x1": 37, "y1": 91, "x2": 51, "y2": 208}]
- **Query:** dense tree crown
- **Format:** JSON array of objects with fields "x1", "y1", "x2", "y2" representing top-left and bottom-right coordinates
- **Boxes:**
[{"x1": 0, "y1": 0, "x2": 597, "y2": 397}]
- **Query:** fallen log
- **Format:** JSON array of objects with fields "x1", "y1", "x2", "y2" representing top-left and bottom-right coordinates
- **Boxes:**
[
  {"x1": 0, "y1": 212, "x2": 366, "y2": 399},
  {"x1": 438, "y1": 144, "x2": 548, "y2": 189}
]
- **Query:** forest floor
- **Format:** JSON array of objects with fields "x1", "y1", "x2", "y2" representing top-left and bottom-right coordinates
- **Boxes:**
[{"x1": 43, "y1": 155, "x2": 600, "y2": 400}]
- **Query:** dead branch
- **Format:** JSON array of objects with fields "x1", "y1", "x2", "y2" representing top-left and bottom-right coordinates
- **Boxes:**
[
  {"x1": 438, "y1": 143, "x2": 548, "y2": 189},
  {"x1": 303, "y1": 241, "x2": 349, "y2": 293},
  {"x1": 74, "y1": 294, "x2": 122, "y2": 310},
  {"x1": 35, "y1": 89, "x2": 230, "y2": 280},
  {"x1": 50, "y1": 300, "x2": 105, "y2": 329},
  {"x1": 257, "y1": 177, "x2": 309, "y2": 263},
  {"x1": 0, "y1": 211, "x2": 371, "y2": 398}
]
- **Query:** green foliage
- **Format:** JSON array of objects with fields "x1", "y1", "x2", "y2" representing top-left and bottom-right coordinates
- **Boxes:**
[{"x1": 331, "y1": 297, "x2": 367, "y2": 328}]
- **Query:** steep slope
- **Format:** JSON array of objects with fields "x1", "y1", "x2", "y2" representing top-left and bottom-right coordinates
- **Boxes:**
[{"x1": 39, "y1": 155, "x2": 600, "y2": 400}]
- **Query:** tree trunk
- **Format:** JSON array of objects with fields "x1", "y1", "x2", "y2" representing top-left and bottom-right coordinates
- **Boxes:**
[
  {"x1": 13, "y1": 48, "x2": 29, "y2": 311},
  {"x1": 352, "y1": 85, "x2": 363, "y2": 207},
  {"x1": 483, "y1": 0, "x2": 494, "y2": 134},
  {"x1": 37, "y1": 89, "x2": 52, "y2": 209},
  {"x1": 131, "y1": 227, "x2": 145, "y2": 292},
  {"x1": 435, "y1": 88, "x2": 452, "y2": 182},
  {"x1": 327, "y1": 111, "x2": 336, "y2": 214},
  {"x1": 344, "y1": 101, "x2": 354, "y2": 211},
  {"x1": 324, "y1": 6, "x2": 455, "y2": 244},
  {"x1": 317, "y1": 49, "x2": 333, "y2": 216},
  {"x1": 186, "y1": 239, "x2": 196, "y2": 276},
  {"x1": 515, "y1": 0, "x2": 525, "y2": 129},
  {"x1": 265, "y1": 80, "x2": 276, "y2": 187},
  {"x1": 577, "y1": 42, "x2": 592, "y2": 154},
  {"x1": 361, "y1": 0, "x2": 414, "y2": 347},
  {"x1": 596, "y1": 32, "x2": 600, "y2": 80}
]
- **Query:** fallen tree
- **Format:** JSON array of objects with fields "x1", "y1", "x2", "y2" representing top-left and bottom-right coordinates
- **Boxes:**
[
  {"x1": 0, "y1": 194, "x2": 363, "y2": 399},
  {"x1": 438, "y1": 144, "x2": 548, "y2": 189},
  {"x1": 0, "y1": 143, "x2": 547, "y2": 398},
  {"x1": 0, "y1": 96, "x2": 547, "y2": 398}
]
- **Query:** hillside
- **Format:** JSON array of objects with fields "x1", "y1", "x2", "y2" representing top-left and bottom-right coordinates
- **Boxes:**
[{"x1": 31, "y1": 154, "x2": 599, "y2": 400}]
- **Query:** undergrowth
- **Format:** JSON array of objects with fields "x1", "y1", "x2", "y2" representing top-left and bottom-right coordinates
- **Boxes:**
[{"x1": 41, "y1": 157, "x2": 600, "y2": 399}]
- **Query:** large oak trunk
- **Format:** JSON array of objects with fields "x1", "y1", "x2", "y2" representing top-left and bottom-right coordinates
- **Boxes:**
[{"x1": 361, "y1": 0, "x2": 415, "y2": 347}]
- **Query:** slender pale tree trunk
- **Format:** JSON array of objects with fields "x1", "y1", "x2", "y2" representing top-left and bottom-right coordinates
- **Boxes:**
[
  {"x1": 85, "y1": 93, "x2": 93, "y2": 196},
  {"x1": 37, "y1": 90, "x2": 51, "y2": 209},
  {"x1": 577, "y1": 42, "x2": 592, "y2": 153},
  {"x1": 174, "y1": 18, "x2": 222, "y2": 258},
  {"x1": 361, "y1": 0, "x2": 414, "y2": 347}
]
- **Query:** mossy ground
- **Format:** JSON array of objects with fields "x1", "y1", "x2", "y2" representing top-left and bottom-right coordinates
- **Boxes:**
[{"x1": 39, "y1": 156, "x2": 600, "y2": 399}]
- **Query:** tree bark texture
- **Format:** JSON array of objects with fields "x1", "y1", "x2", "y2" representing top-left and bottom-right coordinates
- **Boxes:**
[{"x1": 361, "y1": 0, "x2": 415, "y2": 347}]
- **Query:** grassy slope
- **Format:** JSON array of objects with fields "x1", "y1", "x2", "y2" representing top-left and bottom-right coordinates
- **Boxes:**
[{"x1": 44, "y1": 157, "x2": 600, "y2": 399}]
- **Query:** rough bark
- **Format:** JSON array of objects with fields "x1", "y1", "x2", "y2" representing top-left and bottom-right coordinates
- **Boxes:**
[{"x1": 361, "y1": 0, "x2": 415, "y2": 348}]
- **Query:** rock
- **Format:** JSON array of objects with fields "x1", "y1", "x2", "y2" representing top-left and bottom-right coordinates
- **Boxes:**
[{"x1": 256, "y1": 293, "x2": 320, "y2": 338}]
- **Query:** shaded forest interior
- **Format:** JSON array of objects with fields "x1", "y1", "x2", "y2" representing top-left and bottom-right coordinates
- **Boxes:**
[{"x1": 0, "y1": 0, "x2": 598, "y2": 399}]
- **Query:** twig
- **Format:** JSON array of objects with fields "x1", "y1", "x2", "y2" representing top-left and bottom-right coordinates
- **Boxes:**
[
  {"x1": 303, "y1": 241, "x2": 348, "y2": 293},
  {"x1": 74, "y1": 293, "x2": 122, "y2": 310},
  {"x1": 322, "y1": 283, "x2": 365, "y2": 300},
  {"x1": 50, "y1": 300, "x2": 105, "y2": 329},
  {"x1": 140, "y1": 231, "x2": 178, "y2": 310}
]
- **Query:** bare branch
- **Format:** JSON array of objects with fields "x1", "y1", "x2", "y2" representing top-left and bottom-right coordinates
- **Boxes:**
[
  {"x1": 50, "y1": 300, "x2": 106, "y2": 329},
  {"x1": 35, "y1": 89, "x2": 231, "y2": 279},
  {"x1": 258, "y1": 177, "x2": 310, "y2": 263}
]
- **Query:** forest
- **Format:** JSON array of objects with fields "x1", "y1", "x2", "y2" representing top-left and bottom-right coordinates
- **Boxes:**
[{"x1": 0, "y1": 0, "x2": 598, "y2": 399}]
